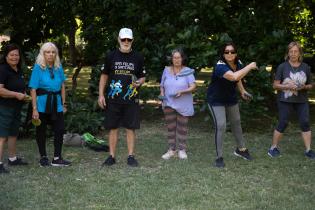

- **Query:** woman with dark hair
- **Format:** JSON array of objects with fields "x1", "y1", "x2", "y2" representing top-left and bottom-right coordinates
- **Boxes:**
[
  {"x1": 0, "y1": 43, "x2": 28, "y2": 173},
  {"x1": 160, "y1": 48, "x2": 196, "y2": 160},
  {"x1": 207, "y1": 42, "x2": 257, "y2": 168},
  {"x1": 268, "y1": 41, "x2": 314, "y2": 159}
]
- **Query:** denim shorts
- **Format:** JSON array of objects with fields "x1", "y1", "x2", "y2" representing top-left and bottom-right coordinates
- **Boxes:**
[{"x1": 0, "y1": 104, "x2": 22, "y2": 137}]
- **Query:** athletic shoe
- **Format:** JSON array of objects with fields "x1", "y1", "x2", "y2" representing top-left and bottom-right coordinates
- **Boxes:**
[
  {"x1": 178, "y1": 150, "x2": 188, "y2": 159},
  {"x1": 8, "y1": 157, "x2": 28, "y2": 166},
  {"x1": 161, "y1": 150, "x2": 176, "y2": 160},
  {"x1": 214, "y1": 157, "x2": 225, "y2": 168},
  {"x1": 39, "y1": 156, "x2": 50, "y2": 167},
  {"x1": 305, "y1": 150, "x2": 315, "y2": 159},
  {"x1": 51, "y1": 158, "x2": 71, "y2": 167},
  {"x1": 102, "y1": 155, "x2": 116, "y2": 166},
  {"x1": 268, "y1": 148, "x2": 281, "y2": 158},
  {"x1": 0, "y1": 164, "x2": 9, "y2": 173},
  {"x1": 234, "y1": 148, "x2": 252, "y2": 160},
  {"x1": 127, "y1": 155, "x2": 138, "y2": 167}
]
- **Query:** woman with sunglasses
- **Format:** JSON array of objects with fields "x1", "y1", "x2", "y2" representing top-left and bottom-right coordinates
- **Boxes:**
[
  {"x1": 207, "y1": 42, "x2": 257, "y2": 168},
  {"x1": 0, "y1": 44, "x2": 28, "y2": 173},
  {"x1": 29, "y1": 42, "x2": 70, "y2": 167}
]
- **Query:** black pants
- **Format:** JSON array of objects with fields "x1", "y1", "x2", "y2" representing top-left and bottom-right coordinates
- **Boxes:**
[
  {"x1": 36, "y1": 112, "x2": 65, "y2": 158},
  {"x1": 276, "y1": 101, "x2": 310, "y2": 133}
]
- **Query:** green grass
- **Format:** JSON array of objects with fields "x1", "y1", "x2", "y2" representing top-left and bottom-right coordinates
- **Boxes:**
[{"x1": 1, "y1": 112, "x2": 315, "y2": 210}]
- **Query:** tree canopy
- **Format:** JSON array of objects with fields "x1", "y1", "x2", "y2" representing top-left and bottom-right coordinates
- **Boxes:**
[{"x1": 1, "y1": 0, "x2": 314, "y2": 71}]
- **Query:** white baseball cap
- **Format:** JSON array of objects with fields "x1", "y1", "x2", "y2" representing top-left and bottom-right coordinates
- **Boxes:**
[{"x1": 119, "y1": 28, "x2": 133, "y2": 39}]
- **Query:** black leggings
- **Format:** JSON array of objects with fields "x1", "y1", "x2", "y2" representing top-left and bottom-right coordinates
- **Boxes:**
[
  {"x1": 276, "y1": 101, "x2": 310, "y2": 133},
  {"x1": 36, "y1": 112, "x2": 65, "y2": 158}
]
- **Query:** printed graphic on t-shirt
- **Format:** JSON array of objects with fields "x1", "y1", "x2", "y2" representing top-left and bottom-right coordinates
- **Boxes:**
[
  {"x1": 114, "y1": 61, "x2": 134, "y2": 76},
  {"x1": 107, "y1": 79, "x2": 138, "y2": 100},
  {"x1": 123, "y1": 84, "x2": 138, "y2": 100},
  {"x1": 282, "y1": 71, "x2": 306, "y2": 98}
]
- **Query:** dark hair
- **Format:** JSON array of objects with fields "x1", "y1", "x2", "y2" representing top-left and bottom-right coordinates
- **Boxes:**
[
  {"x1": 0, "y1": 43, "x2": 22, "y2": 69},
  {"x1": 170, "y1": 48, "x2": 187, "y2": 66},
  {"x1": 219, "y1": 42, "x2": 239, "y2": 65}
]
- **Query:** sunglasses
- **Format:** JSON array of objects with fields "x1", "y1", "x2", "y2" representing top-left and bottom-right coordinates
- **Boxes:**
[
  {"x1": 120, "y1": 38, "x2": 133, "y2": 42},
  {"x1": 224, "y1": 51, "x2": 236, "y2": 55}
]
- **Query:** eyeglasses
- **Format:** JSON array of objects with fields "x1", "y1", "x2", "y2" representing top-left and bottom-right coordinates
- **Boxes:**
[
  {"x1": 48, "y1": 68, "x2": 54, "y2": 79},
  {"x1": 120, "y1": 38, "x2": 133, "y2": 42},
  {"x1": 224, "y1": 51, "x2": 236, "y2": 55}
]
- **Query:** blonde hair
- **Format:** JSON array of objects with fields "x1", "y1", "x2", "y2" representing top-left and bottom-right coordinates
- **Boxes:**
[
  {"x1": 36, "y1": 42, "x2": 61, "y2": 69},
  {"x1": 285, "y1": 41, "x2": 303, "y2": 62}
]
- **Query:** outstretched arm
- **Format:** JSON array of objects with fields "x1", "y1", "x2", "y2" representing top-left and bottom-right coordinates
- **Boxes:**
[{"x1": 223, "y1": 62, "x2": 257, "y2": 82}]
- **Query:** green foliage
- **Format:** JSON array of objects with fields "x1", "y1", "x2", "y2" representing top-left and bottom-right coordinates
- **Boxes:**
[
  {"x1": 1, "y1": 0, "x2": 315, "y2": 120},
  {"x1": 88, "y1": 64, "x2": 102, "y2": 96},
  {"x1": 64, "y1": 94, "x2": 103, "y2": 135}
]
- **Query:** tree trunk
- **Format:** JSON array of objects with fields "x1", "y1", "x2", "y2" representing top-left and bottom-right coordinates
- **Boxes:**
[{"x1": 68, "y1": 18, "x2": 77, "y2": 67}]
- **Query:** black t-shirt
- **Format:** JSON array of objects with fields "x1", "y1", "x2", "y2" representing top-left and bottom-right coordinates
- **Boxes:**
[
  {"x1": 0, "y1": 64, "x2": 26, "y2": 108},
  {"x1": 101, "y1": 49, "x2": 146, "y2": 104}
]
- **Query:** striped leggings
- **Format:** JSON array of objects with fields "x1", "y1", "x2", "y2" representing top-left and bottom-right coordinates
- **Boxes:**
[{"x1": 163, "y1": 107, "x2": 189, "y2": 151}]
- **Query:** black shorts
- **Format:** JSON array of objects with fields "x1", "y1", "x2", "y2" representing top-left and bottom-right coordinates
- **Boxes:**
[
  {"x1": 0, "y1": 104, "x2": 22, "y2": 137},
  {"x1": 104, "y1": 102, "x2": 140, "y2": 129}
]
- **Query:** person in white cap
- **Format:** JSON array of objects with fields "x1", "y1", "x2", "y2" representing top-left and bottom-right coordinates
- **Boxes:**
[{"x1": 98, "y1": 27, "x2": 146, "y2": 167}]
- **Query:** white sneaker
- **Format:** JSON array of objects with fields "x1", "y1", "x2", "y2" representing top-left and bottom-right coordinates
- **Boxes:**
[
  {"x1": 178, "y1": 150, "x2": 188, "y2": 159},
  {"x1": 162, "y1": 150, "x2": 176, "y2": 160}
]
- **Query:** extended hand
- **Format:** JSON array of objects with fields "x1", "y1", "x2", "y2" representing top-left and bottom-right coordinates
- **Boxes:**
[{"x1": 16, "y1": 92, "x2": 25, "y2": 101}]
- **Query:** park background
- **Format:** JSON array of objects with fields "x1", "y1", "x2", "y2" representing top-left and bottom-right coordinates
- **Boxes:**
[{"x1": 1, "y1": 0, "x2": 315, "y2": 209}]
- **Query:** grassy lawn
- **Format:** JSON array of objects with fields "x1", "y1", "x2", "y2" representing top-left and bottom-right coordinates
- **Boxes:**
[
  {"x1": 1, "y1": 66, "x2": 314, "y2": 209},
  {"x1": 1, "y1": 111, "x2": 315, "y2": 210}
]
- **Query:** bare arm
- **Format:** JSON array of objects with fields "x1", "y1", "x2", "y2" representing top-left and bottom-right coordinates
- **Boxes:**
[
  {"x1": 175, "y1": 82, "x2": 197, "y2": 97},
  {"x1": 0, "y1": 84, "x2": 25, "y2": 100},
  {"x1": 160, "y1": 86, "x2": 165, "y2": 96},
  {"x1": 237, "y1": 80, "x2": 252, "y2": 100},
  {"x1": 98, "y1": 74, "x2": 108, "y2": 109},
  {"x1": 133, "y1": 77, "x2": 146, "y2": 88},
  {"x1": 30, "y1": 89, "x2": 39, "y2": 119},
  {"x1": 223, "y1": 62, "x2": 257, "y2": 82},
  {"x1": 61, "y1": 83, "x2": 67, "y2": 113},
  {"x1": 273, "y1": 80, "x2": 296, "y2": 91},
  {"x1": 237, "y1": 81, "x2": 245, "y2": 94}
]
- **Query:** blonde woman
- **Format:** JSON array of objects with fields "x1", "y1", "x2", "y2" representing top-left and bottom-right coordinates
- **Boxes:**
[
  {"x1": 29, "y1": 42, "x2": 70, "y2": 167},
  {"x1": 268, "y1": 41, "x2": 314, "y2": 159}
]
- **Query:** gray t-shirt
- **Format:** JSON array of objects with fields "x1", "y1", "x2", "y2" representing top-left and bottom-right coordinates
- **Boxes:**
[{"x1": 275, "y1": 61, "x2": 312, "y2": 103}]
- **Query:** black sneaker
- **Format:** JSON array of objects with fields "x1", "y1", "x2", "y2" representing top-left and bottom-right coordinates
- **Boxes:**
[
  {"x1": 39, "y1": 156, "x2": 50, "y2": 167},
  {"x1": 102, "y1": 155, "x2": 116, "y2": 166},
  {"x1": 214, "y1": 157, "x2": 225, "y2": 168},
  {"x1": 0, "y1": 164, "x2": 9, "y2": 173},
  {"x1": 305, "y1": 150, "x2": 315, "y2": 159},
  {"x1": 51, "y1": 158, "x2": 71, "y2": 167},
  {"x1": 127, "y1": 155, "x2": 138, "y2": 167},
  {"x1": 8, "y1": 157, "x2": 28, "y2": 166},
  {"x1": 234, "y1": 148, "x2": 252, "y2": 160}
]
